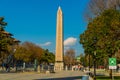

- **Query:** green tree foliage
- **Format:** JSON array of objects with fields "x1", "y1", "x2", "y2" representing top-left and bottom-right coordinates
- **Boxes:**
[
  {"x1": 0, "y1": 17, "x2": 9, "y2": 52},
  {"x1": 79, "y1": 54, "x2": 94, "y2": 67},
  {"x1": 0, "y1": 17, "x2": 18, "y2": 61},
  {"x1": 40, "y1": 49, "x2": 55, "y2": 64},
  {"x1": 79, "y1": 54, "x2": 85, "y2": 65},
  {"x1": 80, "y1": 9, "x2": 120, "y2": 66}
]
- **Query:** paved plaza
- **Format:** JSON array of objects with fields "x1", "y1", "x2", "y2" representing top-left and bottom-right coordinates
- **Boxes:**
[{"x1": 0, "y1": 71, "x2": 87, "y2": 80}]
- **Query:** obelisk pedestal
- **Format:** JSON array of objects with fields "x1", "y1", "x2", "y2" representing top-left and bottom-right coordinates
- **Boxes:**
[{"x1": 54, "y1": 6, "x2": 64, "y2": 71}]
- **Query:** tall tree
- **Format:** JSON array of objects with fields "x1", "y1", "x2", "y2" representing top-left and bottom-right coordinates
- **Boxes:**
[
  {"x1": 80, "y1": 9, "x2": 120, "y2": 67},
  {"x1": 0, "y1": 17, "x2": 17, "y2": 62},
  {"x1": 0, "y1": 17, "x2": 8, "y2": 52}
]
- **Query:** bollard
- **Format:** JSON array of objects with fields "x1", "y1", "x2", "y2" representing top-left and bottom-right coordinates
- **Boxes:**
[
  {"x1": 23, "y1": 62, "x2": 25, "y2": 72},
  {"x1": 72, "y1": 66, "x2": 74, "y2": 71},
  {"x1": 65, "y1": 66, "x2": 68, "y2": 71},
  {"x1": 37, "y1": 65, "x2": 40, "y2": 73},
  {"x1": 34, "y1": 59, "x2": 37, "y2": 71}
]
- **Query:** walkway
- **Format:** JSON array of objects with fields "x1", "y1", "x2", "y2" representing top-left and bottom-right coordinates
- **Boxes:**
[{"x1": 0, "y1": 70, "x2": 86, "y2": 80}]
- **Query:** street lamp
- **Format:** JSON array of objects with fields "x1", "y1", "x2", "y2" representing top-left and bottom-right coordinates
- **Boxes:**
[
  {"x1": 94, "y1": 51, "x2": 96, "y2": 80},
  {"x1": 89, "y1": 54, "x2": 90, "y2": 73},
  {"x1": 93, "y1": 37, "x2": 97, "y2": 80}
]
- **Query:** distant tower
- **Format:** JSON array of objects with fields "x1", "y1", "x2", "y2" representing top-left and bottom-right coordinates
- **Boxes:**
[{"x1": 54, "y1": 6, "x2": 64, "y2": 71}]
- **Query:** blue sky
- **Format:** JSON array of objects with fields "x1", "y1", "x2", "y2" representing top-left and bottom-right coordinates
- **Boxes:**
[{"x1": 0, "y1": 0, "x2": 89, "y2": 56}]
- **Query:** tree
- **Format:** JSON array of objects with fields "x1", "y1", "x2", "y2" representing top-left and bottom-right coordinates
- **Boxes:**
[
  {"x1": 116, "y1": 50, "x2": 120, "y2": 63},
  {"x1": 14, "y1": 42, "x2": 43, "y2": 62},
  {"x1": 14, "y1": 42, "x2": 55, "y2": 64},
  {"x1": 40, "y1": 49, "x2": 55, "y2": 64},
  {"x1": 23, "y1": 41, "x2": 43, "y2": 62},
  {"x1": 85, "y1": 0, "x2": 120, "y2": 20},
  {"x1": 64, "y1": 49, "x2": 75, "y2": 66},
  {"x1": 80, "y1": 9, "x2": 120, "y2": 78},
  {"x1": 79, "y1": 54, "x2": 85, "y2": 66},
  {"x1": 0, "y1": 17, "x2": 18, "y2": 63},
  {"x1": 79, "y1": 54, "x2": 93, "y2": 67},
  {"x1": 0, "y1": 17, "x2": 8, "y2": 52},
  {"x1": 80, "y1": 9, "x2": 120, "y2": 67}
]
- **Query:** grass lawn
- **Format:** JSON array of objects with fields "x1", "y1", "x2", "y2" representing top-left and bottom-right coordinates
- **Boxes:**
[{"x1": 96, "y1": 76, "x2": 120, "y2": 80}]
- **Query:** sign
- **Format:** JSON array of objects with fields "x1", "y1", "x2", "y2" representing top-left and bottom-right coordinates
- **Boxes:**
[{"x1": 109, "y1": 58, "x2": 117, "y2": 69}]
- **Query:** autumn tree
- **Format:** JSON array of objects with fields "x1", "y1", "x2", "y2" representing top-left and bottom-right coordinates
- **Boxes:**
[
  {"x1": 14, "y1": 45, "x2": 32, "y2": 62},
  {"x1": 14, "y1": 42, "x2": 43, "y2": 62},
  {"x1": 23, "y1": 42, "x2": 43, "y2": 61},
  {"x1": 14, "y1": 42, "x2": 55, "y2": 64},
  {"x1": 64, "y1": 49, "x2": 75, "y2": 66}
]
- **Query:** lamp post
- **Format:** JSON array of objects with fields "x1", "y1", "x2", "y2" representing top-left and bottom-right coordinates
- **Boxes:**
[
  {"x1": 93, "y1": 37, "x2": 97, "y2": 80},
  {"x1": 94, "y1": 51, "x2": 96, "y2": 80},
  {"x1": 89, "y1": 54, "x2": 90, "y2": 73}
]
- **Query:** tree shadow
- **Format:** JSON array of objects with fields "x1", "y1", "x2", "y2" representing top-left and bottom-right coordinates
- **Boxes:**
[{"x1": 34, "y1": 76, "x2": 82, "y2": 80}]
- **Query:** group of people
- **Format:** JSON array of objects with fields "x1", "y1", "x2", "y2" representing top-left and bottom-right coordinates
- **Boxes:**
[
  {"x1": 72, "y1": 64, "x2": 84, "y2": 71},
  {"x1": 1, "y1": 63, "x2": 11, "y2": 72},
  {"x1": 5, "y1": 64, "x2": 10, "y2": 72}
]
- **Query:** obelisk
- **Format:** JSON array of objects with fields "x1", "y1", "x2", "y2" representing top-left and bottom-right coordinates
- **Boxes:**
[{"x1": 54, "y1": 6, "x2": 64, "y2": 71}]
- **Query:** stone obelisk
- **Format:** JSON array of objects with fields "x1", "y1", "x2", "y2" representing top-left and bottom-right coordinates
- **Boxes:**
[{"x1": 54, "y1": 6, "x2": 64, "y2": 71}]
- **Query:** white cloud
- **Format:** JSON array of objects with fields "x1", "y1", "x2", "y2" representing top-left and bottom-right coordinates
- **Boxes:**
[
  {"x1": 64, "y1": 37, "x2": 77, "y2": 46},
  {"x1": 40, "y1": 42, "x2": 51, "y2": 46}
]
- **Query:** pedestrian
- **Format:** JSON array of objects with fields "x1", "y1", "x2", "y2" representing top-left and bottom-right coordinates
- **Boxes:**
[{"x1": 5, "y1": 64, "x2": 9, "y2": 72}]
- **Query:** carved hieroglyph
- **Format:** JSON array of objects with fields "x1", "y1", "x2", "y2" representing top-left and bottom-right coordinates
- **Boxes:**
[{"x1": 54, "y1": 6, "x2": 64, "y2": 71}]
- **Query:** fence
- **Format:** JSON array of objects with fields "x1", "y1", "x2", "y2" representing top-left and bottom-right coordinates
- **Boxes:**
[{"x1": 15, "y1": 63, "x2": 54, "y2": 73}]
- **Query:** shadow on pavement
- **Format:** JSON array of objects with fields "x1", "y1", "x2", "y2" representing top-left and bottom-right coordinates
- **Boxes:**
[{"x1": 34, "y1": 76, "x2": 82, "y2": 80}]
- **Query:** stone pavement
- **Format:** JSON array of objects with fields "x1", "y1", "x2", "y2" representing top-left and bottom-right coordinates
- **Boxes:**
[{"x1": 0, "y1": 70, "x2": 87, "y2": 80}]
